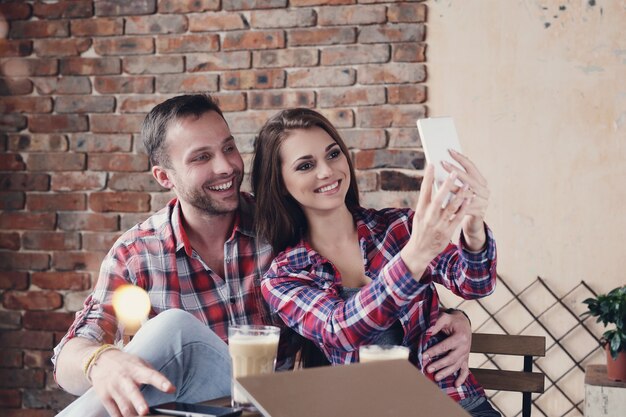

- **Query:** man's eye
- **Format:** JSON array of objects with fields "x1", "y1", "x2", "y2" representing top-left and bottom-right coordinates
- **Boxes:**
[
  {"x1": 193, "y1": 154, "x2": 209, "y2": 162},
  {"x1": 224, "y1": 144, "x2": 236, "y2": 153},
  {"x1": 297, "y1": 162, "x2": 313, "y2": 171}
]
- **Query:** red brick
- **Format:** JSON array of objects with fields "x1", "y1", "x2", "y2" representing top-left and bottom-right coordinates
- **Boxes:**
[
  {"x1": 51, "y1": 172, "x2": 106, "y2": 192},
  {"x1": 94, "y1": 36, "x2": 154, "y2": 55},
  {"x1": 222, "y1": 69, "x2": 285, "y2": 90},
  {"x1": 0, "y1": 3, "x2": 32, "y2": 20},
  {"x1": 0, "y1": 173, "x2": 49, "y2": 191},
  {"x1": 358, "y1": 63, "x2": 426, "y2": 84},
  {"x1": 26, "y1": 193, "x2": 86, "y2": 211},
  {"x1": 0, "y1": 114, "x2": 27, "y2": 131},
  {"x1": 1, "y1": 59, "x2": 58, "y2": 77},
  {"x1": 0, "y1": 78, "x2": 34, "y2": 95},
  {"x1": 381, "y1": 170, "x2": 421, "y2": 191},
  {"x1": 358, "y1": 105, "x2": 426, "y2": 128},
  {"x1": 95, "y1": 0, "x2": 157, "y2": 16},
  {"x1": 250, "y1": 9, "x2": 316, "y2": 28},
  {"x1": 356, "y1": 170, "x2": 378, "y2": 192},
  {"x1": 33, "y1": 0, "x2": 93, "y2": 19},
  {"x1": 291, "y1": 0, "x2": 353, "y2": 4},
  {"x1": 0, "y1": 311, "x2": 22, "y2": 330},
  {"x1": 0, "y1": 97, "x2": 52, "y2": 114},
  {"x1": 108, "y1": 172, "x2": 162, "y2": 191},
  {"x1": 388, "y1": 2, "x2": 427, "y2": 23},
  {"x1": 187, "y1": 51, "x2": 250, "y2": 72},
  {"x1": 388, "y1": 128, "x2": 420, "y2": 148},
  {"x1": 224, "y1": 110, "x2": 277, "y2": 134},
  {"x1": 0, "y1": 369, "x2": 45, "y2": 390},
  {"x1": 26, "y1": 153, "x2": 85, "y2": 172},
  {"x1": 123, "y1": 56, "x2": 183, "y2": 74},
  {"x1": 33, "y1": 38, "x2": 91, "y2": 57},
  {"x1": 387, "y1": 85, "x2": 427, "y2": 104},
  {"x1": 0, "y1": 153, "x2": 25, "y2": 170},
  {"x1": 90, "y1": 114, "x2": 145, "y2": 134},
  {"x1": 0, "y1": 251, "x2": 50, "y2": 270},
  {"x1": 2, "y1": 290, "x2": 61, "y2": 311},
  {"x1": 94, "y1": 76, "x2": 154, "y2": 94},
  {"x1": 288, "y1": 27, "x2": 356, "y2": 46},
  {"x1": 288, "y1": 67, "x2": 355, "y2": 88},
  {"x1": 121, "y1": 212, "x2": 153, "y2": 230},
  {"x1": 33, "y1": 76, "x2": 91, "y2": 95},
  {"x1": 28, "y1": 114, "x2": 88, "y2": 134},
  {"x1": 57, "y1": 212, "x2": 118, "y2": 232},
  {"x1": 214, "y1": 93, "x2": 247, "y2": 112},
  {"x1": 392, "y1": 43, "x2": 426, "y2": 62},
  {"x1": 23, "y1": 388, "x2": 76, "y2": 410},
  {"x1": 9, "y1": 133, "x2": 63, "y2": 152},
  {"x1": 223, "y1": 0, "x2": 286, "y2": 10},
  {"x1": 223, "y1": 30, "x2": 285, "y2": 51},
  {"x1": 0, "y1": 39, "x2": 32, "y2": 57},
  {"x1": 0, "y1": 331, "x2": 53, "y2": 350},
  {"x1": 318, "y1": 5, "x2": 385, "y2": 26},
  {"x1": 90, "y1": 191, "x2": 150, "y2": 212},
  {"x1": 60, "y1": 57, "x2": 121, "y2": 75},
  {"x1": 9, "y1": 20, "x2": 69, "y2": 39},
  {"x1": 119, "y1": 96, "x2": 169, "y2": 113},
  {"x1": 319, "y1": 108, "x2": 354, "y2": 128},
  {"x1": 339, "y1": 129, "x2": 386, "y2": 150},
  {"x1": 0, "y1": 232, "x2": 20, "y2": 250},
  {"x1": 159, "y1": 0, "x2": 219, "y2": 13},
  {"x1": 0, "y1": 271, "x2": 28, "y2": 290},
  {"x1": 189, "y1": 12, "x2": 246, "y2": 32},
  {"x1": 0, "y1": 192, "x2": 25, "y2": 210},
  {"x1": 156, "y1": 74, "x2": 218, "y2": 93},
  {"x1": 69, "y1": 133, "x2": 132, "y2": 152},
  {"x1": 156, "y1": 34, "x2": 219, "y2": 53},
  {"x1": 54, "y1": 96, "x2": 115, "y2": 113},
  {"x1": 82, "y1": 232, "x2": 122, "y2": 251},
  {"x1": 321, "y1": 44, "x2": 389, "y2": 66},
  {"x1": 23, "y1": 312, "x2": 75, "y2": 332},
  {"x1": 22, "y1": 232, "x2": 80, "y2": 251},
  {"x1": 126, "y1": 15, "x2": 188, "y2": 34},
  {"x1": 0, "y1": 389, "x2": 21, "y2": 407},
  {"x1": 249, "y1": 91, "x2": 315, "y2": 109},
  {"x1": 253, "y1": 49, "x2": 318, "y2": 68},
  {"x1": 359, "y1": 24, "x2": 425, "y2": 43},
  {"x1": 2, "y1": 408, "x2": 55, "y2": 417},
  {"x1": 0, "y1": 212, "x2": 55, "y2": 230},
  {"x1": 51, "y1": 251, "x2": 106, "y2": 271},
  {"x1": 354, "y1": 149, "x2": 424, "y2": 170},
  {"x1": 31, "y1": 272, "x2": 90, "y2": 291},
  {"x1": 23, "y1": 350, "x2": 54, "y2": 368},
  {"x1": 71, "y1": 17, "x2": 124, "y2": 37}
]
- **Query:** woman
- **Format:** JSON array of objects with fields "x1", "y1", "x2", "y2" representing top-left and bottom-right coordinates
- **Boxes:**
[{"x1": 251, "y1": 108, "x2": 500, "y2": 416}]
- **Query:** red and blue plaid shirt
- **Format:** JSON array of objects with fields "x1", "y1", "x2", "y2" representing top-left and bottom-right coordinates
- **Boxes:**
[
  {"x1": 52, "y1": 193, "x2": 295, "y2": 373},
  {"x1": 261, "y1": 206, "x2": 497, "y2": 401}
]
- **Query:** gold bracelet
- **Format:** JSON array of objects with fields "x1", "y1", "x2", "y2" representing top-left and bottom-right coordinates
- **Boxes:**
[{"x1": 83, "y1": 344, "x2": 118, "y2": 383}]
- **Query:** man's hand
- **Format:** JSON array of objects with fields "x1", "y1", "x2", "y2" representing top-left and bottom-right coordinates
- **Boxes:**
[
  {"x1": 422, "y1": 310, "x2": 472, "y2": 387},
  {"x1": 89, "y1": 348, "x2": 175, "y2": 417}
]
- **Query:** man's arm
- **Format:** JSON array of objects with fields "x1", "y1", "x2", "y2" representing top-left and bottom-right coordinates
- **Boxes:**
[{"x1": 422, "y1": 309, "x2": 472, "y2": 387}]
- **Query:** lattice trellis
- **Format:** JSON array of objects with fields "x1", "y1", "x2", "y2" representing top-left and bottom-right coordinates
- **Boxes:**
[{"x1": 443, "y1": 276, "x2": 606, "y2": 417}]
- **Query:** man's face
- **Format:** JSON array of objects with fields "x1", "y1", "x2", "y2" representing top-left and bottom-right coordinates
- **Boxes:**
[{"x1": 162, "y1": 111, "x2": 244, "y2": 216}]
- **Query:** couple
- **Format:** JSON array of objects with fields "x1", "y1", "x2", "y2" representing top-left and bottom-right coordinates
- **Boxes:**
[{"x1": 53, "y1": 94, "x2": 500, "y2": 417}]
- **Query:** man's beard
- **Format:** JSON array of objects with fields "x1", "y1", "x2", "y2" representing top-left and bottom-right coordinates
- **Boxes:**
[{"x1": 178, "y1": 174, "x2": 243, "y2": 216}]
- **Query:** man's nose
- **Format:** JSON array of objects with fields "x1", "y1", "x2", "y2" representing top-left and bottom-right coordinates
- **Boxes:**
[{"x1": 213, "y1": 152, "x2": 235, "y2": 175}]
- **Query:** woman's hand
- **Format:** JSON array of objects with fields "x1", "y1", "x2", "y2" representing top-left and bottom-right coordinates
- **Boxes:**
[
  {"x1": 400, "y1": 164, "x2": 474, "y2": 279},
  {"x1": 441, "y1": 150, "x2": 490, "y2": 251}
]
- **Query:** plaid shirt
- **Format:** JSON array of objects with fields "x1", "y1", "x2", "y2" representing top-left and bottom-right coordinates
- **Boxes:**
[
  {"x1": 261, "y1": 206, "x2": 497, "y2": 402},
  {"x1": 52, "y1": 193, "x2": 295, "y2": 373}
]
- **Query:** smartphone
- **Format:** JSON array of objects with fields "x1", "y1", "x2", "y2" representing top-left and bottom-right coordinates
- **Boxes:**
[{"x1": 149, "y1": 402, "x2": 242, "y2": 417}]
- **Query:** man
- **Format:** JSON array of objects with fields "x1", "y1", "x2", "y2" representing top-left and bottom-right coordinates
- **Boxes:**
[{"x1": 53, "y1": 94, "x2": 475, "y2": 417}]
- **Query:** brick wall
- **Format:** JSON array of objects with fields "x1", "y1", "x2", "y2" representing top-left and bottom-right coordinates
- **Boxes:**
[{"x1": 0, "y1": 0, "x2": 427, "y2": 413}]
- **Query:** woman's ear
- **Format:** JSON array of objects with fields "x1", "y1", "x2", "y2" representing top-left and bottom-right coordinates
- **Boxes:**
[{"x1": 152, "y1": 165, "x2": 174, "y2": 190}]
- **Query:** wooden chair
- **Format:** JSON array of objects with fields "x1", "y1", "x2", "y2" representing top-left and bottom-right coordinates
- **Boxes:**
[{"x1": 470, "y1": 333, "x2": 546, "y2": 417}]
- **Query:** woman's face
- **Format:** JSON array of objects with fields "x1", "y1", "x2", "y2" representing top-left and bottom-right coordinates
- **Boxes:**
[{"x1": 279, "y1": 126, "x2": 351, "y2": 216}]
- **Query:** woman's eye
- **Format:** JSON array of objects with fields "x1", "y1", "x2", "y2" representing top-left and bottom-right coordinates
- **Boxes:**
[
  {"x1": 328, "y1": 150, "x2": 341, "y2": 159},
  {"x1": 297, "y1": 162, "x2": 313, "y2": 171}
]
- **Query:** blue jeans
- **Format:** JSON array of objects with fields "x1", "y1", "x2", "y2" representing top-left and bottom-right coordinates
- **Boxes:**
[
  {"x1": 56, "y1": 309, "x2": 232, "y2": 417},
  {"x1": 458, "y1": 395, "x2": 502, "y2": 417}
]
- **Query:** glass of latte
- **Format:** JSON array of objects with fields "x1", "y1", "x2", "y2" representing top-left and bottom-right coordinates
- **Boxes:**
[{"x1": 359, "y1": 344, "x2": 410, "y2": 363}]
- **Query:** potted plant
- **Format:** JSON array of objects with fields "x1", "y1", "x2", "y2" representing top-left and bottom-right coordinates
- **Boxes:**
[{"x1": 582, "y1": 285, "x2": 626, "y2": 381}]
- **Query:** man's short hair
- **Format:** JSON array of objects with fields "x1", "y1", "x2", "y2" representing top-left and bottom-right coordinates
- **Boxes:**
[{"x1": 142, "y1": 94, "x2": 225, "y2": 167}]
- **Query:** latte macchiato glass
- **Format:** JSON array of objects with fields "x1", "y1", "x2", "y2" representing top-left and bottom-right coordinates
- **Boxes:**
[
  {"x1": 228, "y1": 324, "x2": 280, "y2": 411},
  {"x1": 359, "y1": 344, "x2": 410, "y2": 363}
]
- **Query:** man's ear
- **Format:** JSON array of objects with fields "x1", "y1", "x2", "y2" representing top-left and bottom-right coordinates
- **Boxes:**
[{"x1": 152, "y1": 165, "x2": 174, "y2": 190}]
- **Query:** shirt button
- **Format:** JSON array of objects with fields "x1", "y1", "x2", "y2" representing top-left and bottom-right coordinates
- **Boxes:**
[
  {"x1": 225, "y1": 258, "x2": 231, "y2": 263},
  {"x1": 230, "y1": 297, "x2": 236, "y2": 304}
]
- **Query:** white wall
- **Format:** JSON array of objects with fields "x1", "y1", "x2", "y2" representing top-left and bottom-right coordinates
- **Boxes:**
[{"x1": 427, "y1": 0, "x2": 626, "y2": 295}]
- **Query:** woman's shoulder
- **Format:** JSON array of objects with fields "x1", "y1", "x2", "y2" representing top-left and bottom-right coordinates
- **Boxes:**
[
  {"x1": 353, "y1": 205, "x2": 413, "y2": 228},
  {"x1": 271, "y1": 239, "x2": 320, "y2": 270}
]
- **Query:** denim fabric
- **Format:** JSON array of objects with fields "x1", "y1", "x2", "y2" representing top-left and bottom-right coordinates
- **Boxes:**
[{"x1": 458, "y1": 395, "x2": 502, "y2": 417}]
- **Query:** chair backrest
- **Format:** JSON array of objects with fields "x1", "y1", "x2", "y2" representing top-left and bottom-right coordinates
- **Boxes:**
[{"x1": 470, "y1": 333, "x2": 546, "y2": 417}]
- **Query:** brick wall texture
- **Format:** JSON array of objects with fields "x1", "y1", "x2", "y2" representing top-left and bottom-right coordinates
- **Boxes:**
[{"x1": 0, "y1": 0, "x2": 427, "y2": 413}]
